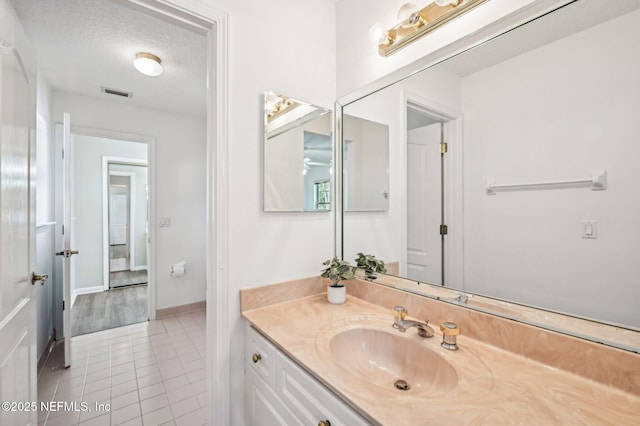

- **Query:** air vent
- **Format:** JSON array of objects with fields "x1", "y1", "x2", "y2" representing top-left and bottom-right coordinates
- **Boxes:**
[{"x1": 101, "y1": 87, "x2": 133, "y2": 98}]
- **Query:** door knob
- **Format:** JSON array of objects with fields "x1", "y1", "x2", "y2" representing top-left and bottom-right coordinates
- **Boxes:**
[
  {"x1": 56, "y1": 249, "x2": 79, "y2": 258},
  {"x1": 32, "y1": 273, "x2": 48, "y2": 285},
  {"x1": 252, "y1": 354, "x2": 261, "y2": 363},
  {"x1": 318, "y1": 421, "x2": 331, "y2": 426}
]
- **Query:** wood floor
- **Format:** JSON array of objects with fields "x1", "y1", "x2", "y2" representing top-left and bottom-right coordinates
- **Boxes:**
[
  {"x1": 110, "y1": 269, "x2": 148, "y2": 288},
  {"x1": 72, "y1": 284, "x2": 148, "y2": 336}
]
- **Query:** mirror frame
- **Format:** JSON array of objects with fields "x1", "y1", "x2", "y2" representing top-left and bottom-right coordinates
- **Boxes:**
[{"x1": 334, "y1": 0, "x2": 640, "y2": 354}]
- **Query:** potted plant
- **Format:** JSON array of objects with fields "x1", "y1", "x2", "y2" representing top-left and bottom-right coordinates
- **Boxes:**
[
  {"x1": 355, "y1": 253, "x2": 387, "y2": 280},
  {"x1": 321, "y1": 257, "x2": 355, "y2": 304}
]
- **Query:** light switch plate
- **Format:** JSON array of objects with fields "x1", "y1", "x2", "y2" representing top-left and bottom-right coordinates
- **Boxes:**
[{"x1": 582, "y1": 220, "x2": 597, "y2": 239}]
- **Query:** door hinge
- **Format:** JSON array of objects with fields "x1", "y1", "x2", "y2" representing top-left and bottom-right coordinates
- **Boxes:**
[
  {"x1": 62, "y1": 300, "x2": 65, "y2": 310},
  {"x1": 440, "y1": 224, "x2": 448, "y2": 235},
  {"x1": 439, "y1": 142, "x2": 448, "y2": 154},
  {"x1": 62, "y1": 149, "x2": 64, "y2": 159},
  {"x1": 62, "y1": 225, "x2": 65, "y2": 235}
]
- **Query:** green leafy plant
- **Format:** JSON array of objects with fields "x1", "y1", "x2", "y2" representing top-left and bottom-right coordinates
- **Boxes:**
[
  {"x1": 321, "y1": 257, "x2": 355, "y2": 287},
  {"x1": 355, "y1": 253, "x2": 387, "y2": 280}
]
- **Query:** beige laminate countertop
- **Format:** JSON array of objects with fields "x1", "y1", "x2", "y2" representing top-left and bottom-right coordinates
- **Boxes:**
[{"x1": 242, "y1": 294, "x2": 640, "y2": 425}]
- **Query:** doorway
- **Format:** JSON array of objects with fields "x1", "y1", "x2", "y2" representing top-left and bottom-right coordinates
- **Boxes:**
[
  {"x1": 406, "y1": 104, "x2": 446, "y2": 284},
  {"x1": 61, "y1": 133, "x2": 151, "y2": 336},
  {"x1": 11, "y1": 0, "x2": 229, "y2": 421},
  {"x1": 105, "y1": 161, "x2": 149, "y2": 290},
  {"x1": 404, "y1": 97, "x2": 464, "y2": 290}
]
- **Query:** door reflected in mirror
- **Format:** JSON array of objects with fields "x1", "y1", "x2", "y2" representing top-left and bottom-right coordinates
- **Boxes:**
[{"x1": 264, "y1": 91, "x2": 332, "y2": 212}]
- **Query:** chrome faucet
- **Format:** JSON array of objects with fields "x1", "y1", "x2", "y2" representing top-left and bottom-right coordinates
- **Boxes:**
[
  {"x1": 454, "y1": 294, "x2": 468, "y2": 304},
  {"x1": 392, "y1": 306, "x2": 434, "y2": 338}
]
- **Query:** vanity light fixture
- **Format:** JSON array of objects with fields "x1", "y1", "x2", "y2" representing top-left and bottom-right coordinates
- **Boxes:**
[
  {"x1": 265, "y1": 92, "x2": 299, "y2": 123},
  {"x1": 372, "y1": 0, "x2": 490, "y2": 57},
  {"x1": 133, "y1": 52, "x2": 163, "y2": 77}
]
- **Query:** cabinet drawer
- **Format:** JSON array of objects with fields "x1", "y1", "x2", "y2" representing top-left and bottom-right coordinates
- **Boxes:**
[
  {"x1": 245, "y1": 325, "x2": 277, "y2": 390},
  {"x1": 276, "y1": 351, "x2": 370, "y2": 426}
]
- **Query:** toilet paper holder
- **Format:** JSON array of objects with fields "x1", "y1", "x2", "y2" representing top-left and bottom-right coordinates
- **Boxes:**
[{"x1": 170, "y1": 261, "x2": 186, "y2": 277}]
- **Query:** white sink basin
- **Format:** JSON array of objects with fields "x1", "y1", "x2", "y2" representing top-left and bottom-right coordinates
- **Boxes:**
[{"x1": 329, "y1": 328, "x2": 458, "y2": 396}]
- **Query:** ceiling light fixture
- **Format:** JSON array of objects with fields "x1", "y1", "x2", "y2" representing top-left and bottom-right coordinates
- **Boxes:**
[
  {"x1": 133, "y1": 52, "x2": 163, "y2": 77},
  {"x1": 374, "y1": 0, "x2": 489, "y2": 57}
]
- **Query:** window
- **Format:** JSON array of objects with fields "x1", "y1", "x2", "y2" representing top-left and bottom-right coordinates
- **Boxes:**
[{"x1": 315, "y1": 180, "x2": 331, "y2": 211}]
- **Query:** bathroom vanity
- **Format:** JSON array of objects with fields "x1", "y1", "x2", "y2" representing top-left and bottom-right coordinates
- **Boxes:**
[
  {"x1": 241, "y1": 277, "x2": 640, "y2": 425},
  {"x1": 244, "y1": 324, "x2": 369, "y2": 425}
]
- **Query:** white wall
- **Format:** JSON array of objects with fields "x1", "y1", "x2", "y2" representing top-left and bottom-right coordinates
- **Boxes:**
[
  {"x1": 168, "y1": 1, "x2": 336, "y2": 424},
  {"x1": 343, "y1": 115, "x2": 389, "y2": 211},
  {"x1": 461, "y1": 10, "x2": 640, "y2": 326},
  {"x1": 335, "y1": 0, "x2": 571, "y2": 96},
  {"x1": 71, "y1": 134, "x2": 147, "y2": 294},
  {"x1": 53, "y1": 91, "x2": 206, "y2": 310}
]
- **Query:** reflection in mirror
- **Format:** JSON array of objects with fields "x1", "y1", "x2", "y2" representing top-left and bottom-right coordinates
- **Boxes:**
[
  {"x1": 264, "y1": 92, "x2": 332, "y2": 212},
  {"x1": 343, "y1": 115, "x2": 389, "y2": 211},
  {"x1": 340, "y1": 0, "x2": 640, "y2": 352}
]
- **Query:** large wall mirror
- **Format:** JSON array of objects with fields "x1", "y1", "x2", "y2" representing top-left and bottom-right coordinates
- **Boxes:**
[
  {"x1": 339, "y1": 0, "x2": 640, "y2": 352},
  {"x1": 264, "y1": 91, "x2": 333, "y2": 212}
]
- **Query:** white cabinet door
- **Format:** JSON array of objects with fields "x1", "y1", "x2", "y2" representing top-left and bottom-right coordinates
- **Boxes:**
[
  {"x1": 277, "y1": 352, "x2": 370, "y2": 426},
  {"x1": 245, "y1": 323, "x2": 371, "y2": 426},
  {"x1": 245, "y1": 367, "x2": 300, "y2": 426}
]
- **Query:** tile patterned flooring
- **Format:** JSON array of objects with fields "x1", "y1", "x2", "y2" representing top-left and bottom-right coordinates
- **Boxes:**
[{"x1": 38, "y1": 310, "x2": 207, "y2": 425}]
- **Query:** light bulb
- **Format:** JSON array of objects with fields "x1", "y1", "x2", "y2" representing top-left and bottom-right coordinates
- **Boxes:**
[
  {"x1": 434, "y1": 0, "x2": 455, "y2": 6},
  {"x1": 368, "y1": 23, "x2": 386, "y2": 43},
  {"x1": 397, "y1": 3, "x2": 419, "y2": 21}
]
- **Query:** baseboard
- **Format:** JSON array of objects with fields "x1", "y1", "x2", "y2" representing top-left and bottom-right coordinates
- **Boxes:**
[
  {"x1": 156, "y1": 300, "x2": 206, "y2": 319},
  {"x1": 71, "y1": 285, "x2": 104, "y2": 306},
  {"x1": 37, "y1": 337, "x2": 56, "y2": 380},
  {"x1": 130, "y1": 265, "x2": 148, "y2": 271}
]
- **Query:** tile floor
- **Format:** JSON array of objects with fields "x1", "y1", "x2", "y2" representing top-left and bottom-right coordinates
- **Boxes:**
[{"x1": 37, "y1": 309, "x2": 207, "y2": 426}]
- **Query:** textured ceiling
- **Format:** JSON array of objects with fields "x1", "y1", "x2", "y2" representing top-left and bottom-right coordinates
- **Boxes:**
[{"x1": 11, "y1": 0, "x2": 207, "y2": 117}]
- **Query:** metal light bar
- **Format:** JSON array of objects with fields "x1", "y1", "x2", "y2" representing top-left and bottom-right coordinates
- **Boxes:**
[{"x1": 379, "y1": 0, "x2": 490, "y2": 57}]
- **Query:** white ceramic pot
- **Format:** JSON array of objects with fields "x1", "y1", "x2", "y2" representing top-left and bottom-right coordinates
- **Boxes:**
[{"x1": 327, "y1": 284, "x2": 346, "y2": 304}]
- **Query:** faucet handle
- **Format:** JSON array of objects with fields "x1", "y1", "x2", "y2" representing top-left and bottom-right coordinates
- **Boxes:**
[
  {"x1": 440, "y1": 322, "x2": 460, "y2": 350},
  {"x1": 440, "y1": 322, "x2": 460, "y2": 335},
  {"x1": 392, "y1": 306, "x2": 407, "y2": 328}
]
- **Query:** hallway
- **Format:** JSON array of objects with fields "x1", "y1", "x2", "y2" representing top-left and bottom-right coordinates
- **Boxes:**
[{"x1": 38, "y1": 309, "x2": 207, "y2": 425}]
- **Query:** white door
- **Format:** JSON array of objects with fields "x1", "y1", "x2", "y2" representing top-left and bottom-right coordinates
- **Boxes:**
[
  {"x1": 0, "y1": 0, "x2": 38, "y2": 423},
  {"x1": 60, "y1": 112, "x2": 78, "y2": 367},
  {"x1": 407, "y1": 122, "x2": 442, "y2": 284},
  {"x1": 109, "y1": 193, "x2": 128, "y2": 246}
]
